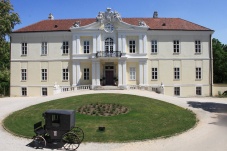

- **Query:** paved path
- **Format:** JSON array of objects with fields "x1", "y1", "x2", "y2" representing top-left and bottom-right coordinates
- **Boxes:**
[{"x1": 0, "y1": 90, "x2": 227, "y2": 151}]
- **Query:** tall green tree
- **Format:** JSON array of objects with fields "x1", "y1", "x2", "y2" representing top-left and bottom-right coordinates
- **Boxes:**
[
  {"x1": 0, "y1": 0, "x2": 20, "y2": 96},
  {"x1": 212, "y1": 38, "x2": 227, "y2": 83}
]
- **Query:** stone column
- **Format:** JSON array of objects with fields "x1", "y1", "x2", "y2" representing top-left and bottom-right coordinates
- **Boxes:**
[
  {"x1": 139, "y1": 34, "x2": 143, "y2": 54},
  {"x1": 143, "y1": 61, "x2": 148, "y2": 85},
  {"x1": 72, "y1": 35, "x2": 77, "y2": 55},
  {"x1": 92, "y1": 60, "x2": 101, "y2": 89},
  {"x1": 139, "y1": 61, "x2": 144, "y2": 85},
  {"x1": 72, "y1": 61, "x2": 80, "y2": 86},
  {"x1": 139, "y1": 60, "x2": 148, "y2": 86},
  {"x1": 118, "y1": 61, "x2": 122, "y2": 86},
  {"x1": 97, "y1": 34, "x2": 101, "y2": 52},
  {"x1": 72, "y1": 62, "x2": 77, "y2": 86},
  {"x1": 118, "y1": 59, "x2": 127, "y2": 89},
  {"x1": 122, "y1": 35, "x2": 126, "y2": 53},
  {"x1": 122, "y1": 60, "x2": 127, "y2": 86},
  {"x1": 92, "y1": 60, "x2": 96, "y2": 88},
  {"x1": 93, "y1": 35, "x2": 97, "y2": 54},
  {"x1": 72, "y1": 35, "x2": 80, "y2": 54},
  {"x1": 118, "y1": 34, "x2": 122, "y2": 52},
  {"x1": 73, "y1": 35, "x2": 80, "y2": 54},
  {"x1": 76, "y1": 61, "x2": 81, "y2": 85},
  {"x1": 143, "y1": 35, "x2": 147, "y2": 54},
  {"x1": 96, "y1": 61, "x2": 101, "y2": 86}
]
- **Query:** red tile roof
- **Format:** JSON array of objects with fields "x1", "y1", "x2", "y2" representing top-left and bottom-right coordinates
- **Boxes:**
[{"x1": 13, "y1": 18, "x2": 212, "y2": 33}]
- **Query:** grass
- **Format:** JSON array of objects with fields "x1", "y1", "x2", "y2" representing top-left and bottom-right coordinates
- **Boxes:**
[{"x1": 3, "y1": 93, "x2": 196, "y2": 142}]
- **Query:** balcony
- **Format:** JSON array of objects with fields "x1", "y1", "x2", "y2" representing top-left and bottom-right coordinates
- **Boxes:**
[{"x1": 96, "y1": 51, "x2": 122, "y2": 58}]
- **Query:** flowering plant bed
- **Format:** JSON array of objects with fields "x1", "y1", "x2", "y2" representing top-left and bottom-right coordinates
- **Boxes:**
[{"x1": 78, "y1": 103, "x2": 129, "y2": 116}]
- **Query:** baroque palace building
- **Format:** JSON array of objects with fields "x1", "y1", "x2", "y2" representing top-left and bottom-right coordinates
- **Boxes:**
[{"x1": 10, "y1": 8, "x2": 214, "y2": 97}]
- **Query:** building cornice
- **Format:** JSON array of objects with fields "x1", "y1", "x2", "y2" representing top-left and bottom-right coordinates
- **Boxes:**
[
  {"x1": 148, "y1": 58, "x2": 210, "y2": 61},
  {"x1": 11, "y1": 58, "x2": 70, "y2": 62}
]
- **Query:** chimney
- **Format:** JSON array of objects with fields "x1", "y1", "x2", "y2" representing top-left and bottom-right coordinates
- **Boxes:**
[
  {"x1": 153, "y1": 11, "x2": 158, "y2": 18},
  {"x1": 48, "y1": 13, "x2": 54, "y2": 20}
]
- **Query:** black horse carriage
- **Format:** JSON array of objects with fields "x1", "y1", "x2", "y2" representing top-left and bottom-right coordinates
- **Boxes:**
[{"x1": 32, "y1": 109, "x2": 84, "y2": 150}]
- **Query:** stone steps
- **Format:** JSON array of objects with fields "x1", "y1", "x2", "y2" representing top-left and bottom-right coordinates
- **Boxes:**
[{"x1": 94, "y1": 86, "x2": 123, "y2": 90}]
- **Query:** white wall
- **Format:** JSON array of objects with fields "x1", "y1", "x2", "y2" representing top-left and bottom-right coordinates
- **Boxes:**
[{"x1": 10, "y1": 29, "x2": 213, "y2": 97}]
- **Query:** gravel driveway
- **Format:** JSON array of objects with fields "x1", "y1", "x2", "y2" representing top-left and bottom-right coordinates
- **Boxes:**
[{"x1": 0, "y1": 90, "x2": 227, "y2": 151}]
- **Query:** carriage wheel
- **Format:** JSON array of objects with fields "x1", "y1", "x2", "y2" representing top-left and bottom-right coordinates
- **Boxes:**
[
  {"x1": 33, "y1": 136, "x2": 46, "y2": 149},
  {"x1": 71, "y1": 127, "x2": 84, "y2": 143},
  {"x1": 62, "y1": 132, "x2": 80, "y2": 150}
]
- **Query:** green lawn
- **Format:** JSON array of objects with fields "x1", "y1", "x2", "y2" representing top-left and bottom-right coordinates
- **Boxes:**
[{"x1": 3, "y1": 93, "x2": 196, "y2": 142}]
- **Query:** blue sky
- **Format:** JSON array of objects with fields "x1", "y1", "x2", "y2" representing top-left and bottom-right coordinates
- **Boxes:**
[{"x1": 11, "y1": 0, "x2": 227, "y2": 44}]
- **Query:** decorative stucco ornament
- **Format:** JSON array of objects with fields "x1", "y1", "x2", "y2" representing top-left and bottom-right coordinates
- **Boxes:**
[
  {"x1": 105, "y1": 8, "x2": 112, "y2": 21},
  {"x1": 138, "y1": 21, "x2": 148, "y2": 27},
  {"x1": 96, "y1": 12, "x2": 104, "y2": 22},
  {"x1": 54, "y1": 82, "x2": 60, "y2": 89},
  {"x1": 73, "y1": 21, "x2": 81, "y2": 27},
  {"x1": 96, "y1": 8, "x2": 122, "y2": 23},
  {"x1": 113, "y1": 11, "x2": 122, "y2": 22}
]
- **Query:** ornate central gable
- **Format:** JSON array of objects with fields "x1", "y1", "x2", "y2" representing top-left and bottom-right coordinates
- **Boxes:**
[
  {"x1": 96, "y1": 8, "x2": 122, "y2": 23},
  {"x1": 70, "y1": 8, "x2": 149, "y2": 31}
]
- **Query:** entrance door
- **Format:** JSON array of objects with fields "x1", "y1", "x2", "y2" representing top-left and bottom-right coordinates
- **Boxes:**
[{"x1": 105, "y1": 70, "x2": 114, "y2": 85}]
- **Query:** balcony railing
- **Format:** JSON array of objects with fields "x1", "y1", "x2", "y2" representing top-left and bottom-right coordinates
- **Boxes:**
[{"x1": 96, "y1": 51, "x2": 122, "y2": 58}]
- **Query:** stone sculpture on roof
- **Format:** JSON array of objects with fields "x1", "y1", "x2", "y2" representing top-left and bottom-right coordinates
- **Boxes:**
[
  {"x1": 138, "y1": 20, "x2": 148, "y2": 27},
  {"x1": 96, "y1": 8, "x2": 122, "y2": 23},
  {"x1": 73, "y1": 21, "x2": 81, "y2": 27}
]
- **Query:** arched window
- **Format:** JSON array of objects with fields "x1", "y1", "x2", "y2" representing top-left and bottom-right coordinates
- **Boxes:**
[{"x1": 105, "y1": 38, "x2": 113, "y2": 53}]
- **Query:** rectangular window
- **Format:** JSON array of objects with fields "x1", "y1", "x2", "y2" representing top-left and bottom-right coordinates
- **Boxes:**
[
  {"x1": 42, "y1": 87, "x2": 48, "y2": 96},
  {"x1": 62, "y1": 68, "x2": 69, "y2": 81},
  {"x1": 129, "y1": 40, "x2": 136, "y2": 53},
  {"x1": 173, "y1": 40, "x2": 180, "y2": 53},
  {"x1": 63, "y1": 41, "x2": 69, "y2": 54},
  {"x1": 130, "y1": 67, "x2": 136, "y2": 80},
  {"x1": 21, "y1": 87, "x2": 27, "y2": 96},
  {"x1": 196, "y1": 67, "x2": 202, "y2": 80},
  {"x1": 151, "y1": 40, "x2": 157, "y2": 53},
  {"x1": 152, "y1": 68, "x2": 158, "y2": 80},
  {"x1": 41, "y1": 69, "x2": 47, "y2": 81},
  {"x1": 174, "y1": 87, "x2": 180, "y2": 96},
  {"x1": 21, "y1": 69, "x2": 27, "y2": 81},
  {"x1": 84, "y1": 68, "x2": 89, "y2": 80},
  {"x1": 21, "y1": 43, "x2": 27, "y2": 55},
  {"x1": 84, "y1": 41, "x2": 90, "y2": 53},
  {"x1": 51, "y1": 114, "x2": 60, "y2": 127},
  {"x1": 195, "y1": 40, "x2": 201, "y2": 53},
  {"x1": 196, "y1": 87, "x2": 202, "y2": 95},
  {"x1": 174, "y1": 68, "x2": 180, "y2": 80},
  {"x1": 41, "y1": 42, "x2": 47, "y2": 55}
]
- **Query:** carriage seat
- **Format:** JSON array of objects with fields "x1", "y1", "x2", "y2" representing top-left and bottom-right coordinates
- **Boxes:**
[{"x1": 34, "y1": 121, "x2": 46, "y2": 136}]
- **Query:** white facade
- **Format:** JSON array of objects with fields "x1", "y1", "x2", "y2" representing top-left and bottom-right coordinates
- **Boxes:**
[{"x1": 10, "y1": 8, "x2": 214, "y2": 97}]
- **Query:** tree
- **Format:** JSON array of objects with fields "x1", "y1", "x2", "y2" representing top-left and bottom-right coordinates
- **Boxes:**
[
  {"x1": 0, "y1": 0, "x2": 20, "y2": 96},
  {"x1": 212, "y1": 38, "x2": 227, "y2": 83},
  {"x1": 223, "y1": 45, "x2": 227, "y2": 52},
  {"x1": 0, "y1": 0, "x2": 20, "y2": 40}
]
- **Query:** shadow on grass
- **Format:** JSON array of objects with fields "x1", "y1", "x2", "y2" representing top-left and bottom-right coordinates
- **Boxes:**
[{"x1": 187, "y1": 101, "x2": 227, "y2": 127}]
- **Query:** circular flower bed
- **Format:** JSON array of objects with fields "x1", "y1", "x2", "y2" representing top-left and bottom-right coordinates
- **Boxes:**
[
  {"x1": 3, "y1": 93, "x2": 196, "y2": 142},
  {"x1": 77, "y1": 103, "x2": 129, "y2": 116}
]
